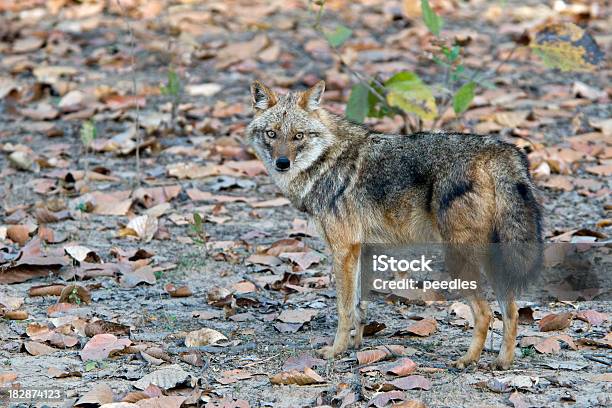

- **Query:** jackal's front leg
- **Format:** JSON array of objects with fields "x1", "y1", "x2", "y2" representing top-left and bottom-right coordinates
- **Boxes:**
[{"x1": 319, "y1": 243, "x2": 361, "y2": 359}]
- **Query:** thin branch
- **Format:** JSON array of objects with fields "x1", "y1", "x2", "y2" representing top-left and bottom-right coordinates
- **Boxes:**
[{"x1": 116, "y1": 0, "x2": 142, "y2": 187}]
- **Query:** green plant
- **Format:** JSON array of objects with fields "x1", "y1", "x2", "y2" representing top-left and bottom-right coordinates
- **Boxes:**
[
  {"x1": 191, "y1": 212, "x2": 206, "y2": 244},
  {"x1": 68, "y1": 287, "x2": 82, "y2": 305},
  {"x1": 310, "y1": 0, "x2": 603, "y2": 132},
  {"x1": 160, "y1": 67, "x2": 182, "y2": 127},
  {"x1": 521, "y1": 346, "x2": 536, "y2": 358}
]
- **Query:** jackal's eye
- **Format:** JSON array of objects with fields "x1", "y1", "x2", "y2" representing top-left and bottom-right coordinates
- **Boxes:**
[
  {"x1": 294, "y1": 132, "x2": 304, "y2": 140},
  {"x1": 308, "y1": 132, "x2": 318, "y2": 138},
  {"x1": 265, "y1": 130, "x2": 276, "y2": 138}
]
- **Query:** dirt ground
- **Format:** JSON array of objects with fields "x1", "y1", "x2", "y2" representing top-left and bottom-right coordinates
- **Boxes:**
[{"x1": 0, "y1": 1, "x2": 610, "y2": 407}]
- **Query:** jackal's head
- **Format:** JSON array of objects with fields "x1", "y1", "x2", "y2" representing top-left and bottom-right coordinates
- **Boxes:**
[{"x1": 246, "y1": 80, "x2": 334, "y2": 177}]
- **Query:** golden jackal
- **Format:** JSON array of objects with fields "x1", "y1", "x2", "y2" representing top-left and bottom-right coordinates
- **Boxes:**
[{"x1": 246, "y1": 80, "x2": 543, "y2": 370}]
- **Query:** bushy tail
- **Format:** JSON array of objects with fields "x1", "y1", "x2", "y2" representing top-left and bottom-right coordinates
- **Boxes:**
[{"x1": 488, "y1": 152, "x2": 543, "y2": 301}]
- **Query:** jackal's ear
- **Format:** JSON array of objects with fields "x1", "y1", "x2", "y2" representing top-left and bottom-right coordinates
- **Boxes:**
[
  {"x1": 299, "y1": 80, "x2": 325, "y2": 112},
  {"x1": 250, "y1": 80, "x2": 277, "y2": 112}
]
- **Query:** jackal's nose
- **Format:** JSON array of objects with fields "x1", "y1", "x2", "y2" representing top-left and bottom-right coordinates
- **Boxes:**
[{"x1": 275, "y1": 156, "x2": 291, "y2": 171}]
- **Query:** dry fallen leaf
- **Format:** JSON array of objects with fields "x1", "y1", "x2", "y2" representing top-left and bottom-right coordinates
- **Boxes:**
[
  {"x1": 84, "y1": 320, "x2": 131, "y2": 337},
  {"x1": 64, "y1": 245, "x2": 100, "y2": 263},
  {"x1": 405, "y1": 318, "x2": 437, "y2": 337},
  {"x1": 184, "y1": 328, "x2": 228, "y2": 347},
  {"x1": 575, "y1": 310, "x2": 607, "y2": 326},
  {"x1": 164, "y1": 283, "x2": 193, "y2": 298},
  {"x1": 270, "y1": 367, "x2": 325, "y2": 386},
  {"x1": 121, "y1": 215, "x2": 159, "y2": 242},
  {"x1": 58, "y1": 284, "x2": 92, "y2": 305},
  {"x1": 80, "y1": 334, "x2": 131, "y2": 361},
  {"x1": 539, "y1": 312, "x2": 573, "y2": 332},
  {"x1": 356, "y1": 345, "x2": 410, "y2": 365},
  {"x1": 276, "y1": 309, "x2": 318, "y2": 324},
  {"x1": 383, "y1": 375, "x2": 432, "y2": 391},
  {"x1": 133, "y1": 364, "x2": 190, "y2": 390},
  {"x1": 24, "y1": 341, "x2": 57, "y2": 356},
  {"x1": 75, "y1": 383, "x2": 114, "y2": 407}
]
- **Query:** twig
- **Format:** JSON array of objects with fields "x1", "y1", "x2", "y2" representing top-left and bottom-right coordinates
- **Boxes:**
[
  {"x1": 166, "y1": 342, "x2": 257, "y2": 354},
  {"x1": 116, "y1": 0, "x2": 142, "y2": 187},
  {"x1": 583, "y1": 355, "x2": 611, "y2": 366}
]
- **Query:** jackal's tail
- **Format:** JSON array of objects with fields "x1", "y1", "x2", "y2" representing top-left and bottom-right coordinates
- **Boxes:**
[{"x1": 488, "y1": 150, "x2": 543, "y2": 302}]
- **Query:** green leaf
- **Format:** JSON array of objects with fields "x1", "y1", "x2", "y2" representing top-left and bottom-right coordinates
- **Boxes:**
[
  {"x1": 421, "y1": 0, "x2": 443, "y2": 37},
  {"x1": 84, "y1": 361, "x2": 98, "y2": 371},
  {"x1": 385, "y1": 71, "x2": 437, "y2": 121},
  {"x1": 346, "y1": 83, "x2": 370, "y2": 123},
  {"x1": 324, "y1": 24, "x2": 352, "y2": 48},
  {"x1": 449, "y1": 45, "x2": 460, "y2": 62},
  {"x1": 80, "y1": 120, "x2": 96, "y2": 147},
  {"x1": 193, "y1": 212, "x2": 203, "y2": 232},
  {"x1": 161, "y1": 69, "x2": 181, "y2": 96},
  {"x1": 452, "y1": 81, "x2": 476, "y2": 114},
  {"x1": 530, "y1": 22, "x2": 604, "y2": 72}
]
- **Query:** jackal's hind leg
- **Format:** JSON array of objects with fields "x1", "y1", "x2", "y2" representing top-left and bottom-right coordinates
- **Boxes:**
[
  {"x1": 452, "y1": 298, "x2": 492, "y2": 369},
  {"x1": 490, "y1": 298, "x2": 518, "y2": 370},
  {"x1": 351, "y1": 300, "x2": 369, "y2": 349}
]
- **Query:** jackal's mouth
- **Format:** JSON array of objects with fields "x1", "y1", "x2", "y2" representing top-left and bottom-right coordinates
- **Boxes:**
[{"x1": 275, "y1": 167, "x2": 289, "y2": 173}]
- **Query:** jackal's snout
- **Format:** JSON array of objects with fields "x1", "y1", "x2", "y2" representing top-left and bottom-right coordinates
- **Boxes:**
[{"x1": 275, "y1": 156, "x2": 291, "y2": 171}]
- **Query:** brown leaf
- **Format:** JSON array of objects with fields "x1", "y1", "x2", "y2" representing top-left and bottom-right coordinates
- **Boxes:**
[
  {"x1": 75, "y1": 383, "x2": 114, "y2": 406},
  {"x1": 24, "y1": 341, "x2": 57, "y2": 356},
  {"x1": 164, "y1": 284, "x2": 193, "y2": 298},
  {"x1": 58, "y1": 284, "x2": 92, "y2": 305},
  {"x1": 575, "y1": 310, "x2": 608, "y2": 326},
  {"x1": 405, "y1": 318, "x2": 437, "y2": 337},
  {"x1": 2, "y1": 310, "x2": 28, "y2": 320},
  {"x1": 80, "y1": 334, "x2": 131, "y2": 361},
  {"x1": 47, "y1": 367, "x2": 82, "y2": 378},
  {"x1": 385, "y1": 358, "x2": 418, "y2": 376},
  {"x1": 29, "y1": 284, "x2": 66, "y2": 297},
  {"x1": 251, "y1": 197, "x2": 291, "y2": 208},
  {"x1": 105, "y1": 95, "x2": 146, "y2": 111},
  {"x1": 508, "y1": 391, "x2": 529, "y2": 408},
  {"x1": 270, "y1": 367, "x2": 324, "y2": 385},
  {"x1": 6, "y1": 225, "x2": 30, "y2": 245},
  {"x1": 217, "y1": 369, "x2": 253, "y2": 385},
  {"x1": 85, "y1": 320, "x2": 131, "y2": 337},
  {"x1": 47, "y1": 302, "x2": 76, "y2": 316},
  {"x1": 277, "y1": 309, "x2": 318, "y2": 324},
  {"x1": 357, "y1": 345, "x2": 409, "y2": 365},
  {"x1": 0, "y1": 372, "x2": 18, "y2": 385},
  {"x1": 279, "y1": 251, "x2": 323, "y2": 270},
  {"x1": 363, "y1": 321, "x2": 387, "y2": 336},
  {"x1": 228, "y1": 280, "x2": 255, "y2": 295},
  {"x1": 539, "y1": 175, "x2": 574, "y2": 192},
  {"x1": 384, "y1": 375, "x2": 432, "y2": 391},
  {"x1": 585, "y1": 164, "x2": 612, "y2": 177},
  {"x1": 135, "y1": 396, "x2": 187, "y2": 408},
  {"x1": 282, "y1": 354, "x2": 326, "y2": 371},
  {"x1": 368, "y1": 390, "x2": 406, "y2": 408},
  {"x1": 539, "y1": 312, "x2": 573, "y2": 332},
  {"x1": 518, "y1": 307, "x2": 535, "y2": 325}
]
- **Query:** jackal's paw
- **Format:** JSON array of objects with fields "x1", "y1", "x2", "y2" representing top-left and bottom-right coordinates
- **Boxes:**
[
  {"x1": 451, "y1": 355, "x2": 479, "y2": 369},
  {"x1": 318, "y1": 345, "x2": 346, "y2": 360},
  {"x1": 489, "y1": 357, "x2": 513, "y2": 371}
]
